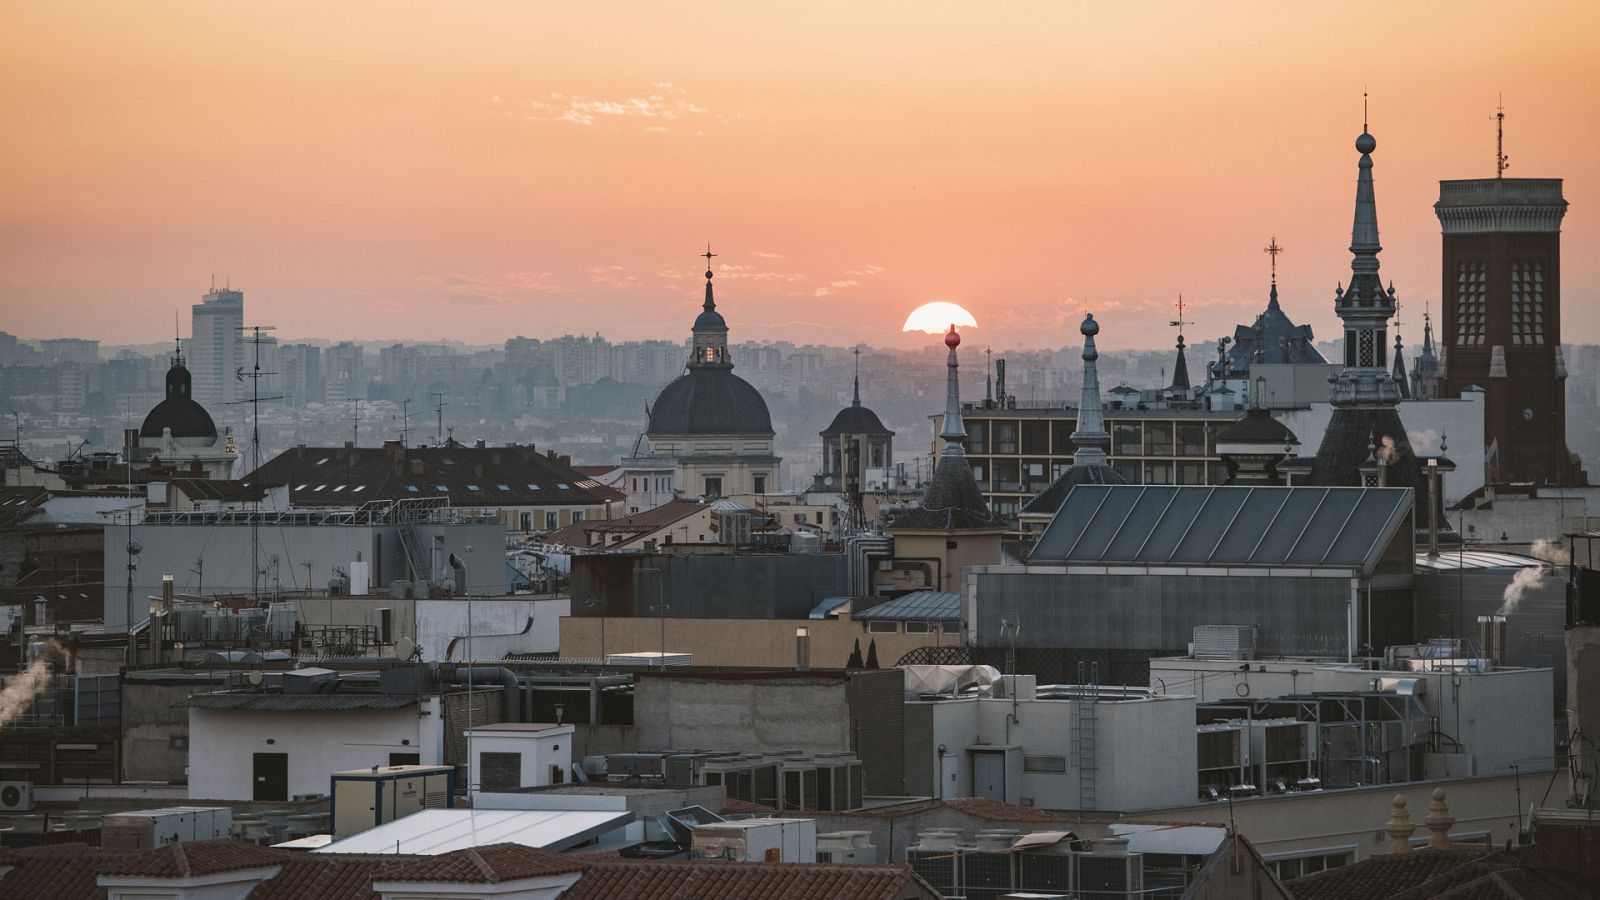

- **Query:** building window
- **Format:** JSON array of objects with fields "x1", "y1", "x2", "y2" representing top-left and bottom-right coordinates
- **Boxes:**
[
  {"x1": 1112, "y1": 422, "x2": 1142, "y2": 456},
  {"x1": 866, "y1": 621, "x2": 898, "y2": 633},
  {"x1": 1112, "y1": 459, "x2": 1141, "y2": 483},
  {"x1": 704, "y1": 477, "x2": 722, "y2": 498},
  {"x1": 1511, "y1": 261, "x2": 1545, "y2": 346},
  {"x1": 1146, "y1": 421, "x2": 1174, "y2": 456},
  {"x1": 570, "y1": 510, "x2": 583, "y2": 524},
  {"x1": 1144, "y1": 460, "x2": 1172, "y2": 484},
  {"x1": 1021, "y1": 421, "x2": 1049, "y2": 454},
  {"x1": 1267, "y1": 850, "x2": 1354, "y2": 881},
  {"x1": 1023, "y1": 755, "x2": 1067, "y2": 774},
  {"x1": 1176, "y1": 423, "x2": 1206, "y2": 457},
  {"x1": 1358, "y1": 329, "x2": 1375, "y2": 368},
  {"x1": 994, "y1": 421, "x2": 1018, "y2": 454},
  {"x1": 1455, "y1": 259, "x2": 1488, "y2": 347},
  {"x1": 520, "y1": 513, "x2": 532, "y2": 531},
  {"x1": 753, "y1": 474, "x2": 767, "y2": 495},
  {"x1": 904, "y1": 621, "x2": 933, "y2": 633},
  {"x1": 1178, "y1": 461, "x2": 1207, "y2": 485},
  {"x1": 967, "y1": 421, "x2": 988, "y2": 454},
  {"x1": 545, "y1": 511, "x2": 558, "y2": 530}
]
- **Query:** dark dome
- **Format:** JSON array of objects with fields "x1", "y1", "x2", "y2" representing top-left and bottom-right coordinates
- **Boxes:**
[
  {"x1": 647, "y1": 367, "x2": 773, "y2": 436},
  {"x1": 1216, "y1": 407, "x2": 1297, "y2": 445},
  {"x1": 693, "y1": 308, "x2": 728, "y2": 332},
  {"x1": 821, "y1": 405, "x2": 892, "y2": 437},
  {"x1": 140, "y1": 363, "x2": 217, "y2": 440}
]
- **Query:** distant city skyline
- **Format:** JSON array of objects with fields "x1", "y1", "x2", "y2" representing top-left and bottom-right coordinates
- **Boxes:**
[{"x1": 3, "y1": 4, "x2": 1597, "y2": 351}]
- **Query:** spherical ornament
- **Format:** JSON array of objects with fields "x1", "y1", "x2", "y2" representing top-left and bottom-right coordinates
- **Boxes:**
[
  {"x1": 944, "y1": 327, "x2": 961, "y2": 348},
  {"x1": 1355, "y1": 132, "x2": 1376, "y2": 154},
  {"x1": 705, "y1": 269, "x2": 714, "y2": 279},
  {"x1": 1080, "y1": 313, "x2": 1099, "y2": 337}
]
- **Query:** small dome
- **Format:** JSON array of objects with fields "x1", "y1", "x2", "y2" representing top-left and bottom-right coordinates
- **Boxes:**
[
  {"x1": 1216, "y1": 407, "x2": 1298, "y2": 445},
  {"x1": 944, "y1": 327, "x2": 961, "y2": 348},
  {"x1": 139, "y1": 362, "x2": 217, "y2": 441},
  {"x1": 693, "y1": 307, "x2": 728, "y2": 332},
  {"x1": 1355, "y1": 131, "x2": 1376, "y2": 154},
  {"x1": 822, "y1": 405, "x2": 893, "y2": 437},
  {"x1": 647, "y1": 367, "x2": 773, "y2": 436},
  {"x1": 1081, "y1": 313, "x2": 1099, "y2": 336}
]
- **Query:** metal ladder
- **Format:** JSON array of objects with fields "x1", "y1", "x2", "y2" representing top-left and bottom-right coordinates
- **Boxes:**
[
  {"x1": 1074, "y1": 661, "x2": 1099, "y2": 810},
  {"x1": 398, "y1": 521, "x2": 426, "y2": 583}
]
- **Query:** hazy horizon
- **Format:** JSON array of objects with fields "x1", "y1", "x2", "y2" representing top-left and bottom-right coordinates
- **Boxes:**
[{"x1": 4, "y1": 3, "x2": 1597, "y2": 352}]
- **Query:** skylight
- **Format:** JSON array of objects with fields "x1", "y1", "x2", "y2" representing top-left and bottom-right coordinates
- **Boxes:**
[
  {"x1": 466, "y1": 484, "x2": 480, "y2": 492},
  {"x1": 406, "y1": 485, "x2": 418, "y2": 493},
  {"x1": 497, "y1": 484, "x2": 511, "y2": 491},
  {"x1": 332, "y1": 485, "x2": 346, "y2": 492},
  {"x1": 316, "y1": 457, "x2": 330, "y2": 465}
]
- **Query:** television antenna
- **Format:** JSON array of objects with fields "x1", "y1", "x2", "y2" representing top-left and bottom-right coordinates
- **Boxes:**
[
  {"x1": 1496, "y1": 95, "x2": 1509, "y2": 178},
  {"x1": 229, "y1": 324, "x2": 282, "y2": 599},
  {"x1": 430, "y1": 392, "x2": 447, "y2": 446}
]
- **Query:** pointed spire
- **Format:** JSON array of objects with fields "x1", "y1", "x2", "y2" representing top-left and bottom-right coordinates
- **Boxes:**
[
  {"x1": 701, "y1": 244, "x2": 718, "y2": 313},
  {"x1": 1350, "y1": 115, "x2": 1382, "y2": 277},
  {"x1": 1071, "y1": 314, "x2": 1110, "y2": 467},
  {"x1": 851, "y1": 345, "x2": 862, "y2": 407},
  {"x1": 1392, "y1": 332, "x2": 1410, "y2": 399},
  {"x1": 938, "y1": 326, "x2": 966, "y2": 455},
  {"x1": 1264, "y1": 237, "x2": 1284, "y2": 311},
  {"x1": 1171, "y1": 335, "x2": 1191, "y2": 393}
]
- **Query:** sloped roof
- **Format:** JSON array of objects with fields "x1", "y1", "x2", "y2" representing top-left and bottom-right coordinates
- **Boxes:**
[
  {"x1": 175, "y1": 694, "x2": 417, "y2": 712},
  {"x1": 1028, "y1": 484, "x2": 1411, "y2": 570},
  {"x1": 888, "y1": 455, "x2": 1005, "y2": 532},
  {"x1": 1286, "y1": 846, "x2": 1584, "y2": 900},
  {"x1": 1019, "y1": 462, "x2": 1125, "y2": 518},
  {"x1": 542, "y1": 500, "x2": 707, "y2": 549},
  {"x1": 561, "y1": 860, "x2": 934, "y2": 900},
  {"x1": 376, "y1": 843, "x2": 583, "y2": 883},
  {"x1": 853, "y1": 591, "x2": 960, "y2": 621},
  {"x1": 247, "y1": 443, "x2": 622, "y2": 509},
  {"x1": 97, "y1": 839, "x2": 280, "y2": 878},
  {"x1": 821, "y1": 404, "x2": 892, "y2": 437}
]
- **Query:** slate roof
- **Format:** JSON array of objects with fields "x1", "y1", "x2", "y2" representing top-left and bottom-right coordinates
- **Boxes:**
[
  {"x1": 646, "y1": 367, "x2": 774, "y2": 437},
  {"x1": 821, "y1": 404, "x2": 893, "y2": 437},
  {"x1": 888, "y1": 454, "x2": 1005, "y2": 532},
  {"x1": 1225, "y1": 284, "x2": 1327, "y2": 374},
  {"x1": 1019, "y1": 462, "x2": 1126, "y2": 518},
  {"x1": 853, "y1": 590, "x2": 961, "y2": 622},
  {"x1": 1028, "y1": 484, "x2": 1411, "y2": 570},
  {"x1": 0, "y1": 485, "x2": 48, "y2": 527},
  {"x1": 175, "y1": 693, "x2": 418, "y2": 712},
  {"x1": 247, "y1": 443, "x2": 621, "y2": 509},
  {"x1": 140, "y1": 362, "x2": 218, "y2": 440},
  {"x1": 561, "y1": 860, "x2": 935, "y2": 900},
  {"x1": 541, "y1": 499, "x2": 706, "y2": 549},
  {"x1": 1216, "y1": 407, "x2": 1298, "y2": 445}
]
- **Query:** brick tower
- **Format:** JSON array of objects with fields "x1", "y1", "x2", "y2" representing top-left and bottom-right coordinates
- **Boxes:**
[{"x1": 1434, "y1": 177, "x2": 1577, "y2": 484}]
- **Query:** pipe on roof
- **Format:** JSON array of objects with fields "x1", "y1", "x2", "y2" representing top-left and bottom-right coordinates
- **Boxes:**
[{"x1": 436, "y1": 664, "x2": 523, "y2": 722}]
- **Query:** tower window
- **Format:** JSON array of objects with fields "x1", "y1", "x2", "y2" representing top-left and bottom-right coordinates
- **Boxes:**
[
  {"x1": 1511, "y1": 261, "x2": 1545, "y2": 347},
  {"x1": 1358, "y1": 330, "x2": 1375, "y2": 368},
  {"x1": 1455, "y1": 260, "x2": 1487, "y2": 347}
]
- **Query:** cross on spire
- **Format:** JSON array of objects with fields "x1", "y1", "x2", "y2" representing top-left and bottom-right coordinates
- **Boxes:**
[
  {"x1": 702, "y1": 244, "x2": 717, "y2": 274},
  {"x1": 1264, "y1": 236, "x2": 1284, "y2": 285},
  {"x1": 852, "y1": 344, "x2": 862, "y2": 407}
]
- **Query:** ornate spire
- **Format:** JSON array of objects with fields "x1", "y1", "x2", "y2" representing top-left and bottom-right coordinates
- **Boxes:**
[
  {"x1": 1169, "y1": 295, "x2": 1192, "y2": 393},
  {"x1": 1392, "y1": 332, "x2": 1410, "y2": 399},
  {"x1": 938, "y1": 326, "x2": 966, "y2": 456},
  {"x1": 701, "y1": 244, "x2": 717, "y2": 315},
  {"x1": 1264, "y1": 237, "x2": 1284, "y2": 311},
  {"x1": 1071, "y1": 314, "x2": 1110, "y2": 467},
  {"x1": 851, "y1": 345, "x2": 862, "y2": 407},
  {"x1": 1350, "y1": 125, "x2": 1382, "y2": 278}
]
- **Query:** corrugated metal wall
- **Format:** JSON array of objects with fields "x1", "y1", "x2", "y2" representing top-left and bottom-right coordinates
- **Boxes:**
[
  {"x1": 974, "y1": 571, "x2": 1355, "y2": 658},
  {"x1": 847, "y1": 668, "x2": 905, "y2": 797}
]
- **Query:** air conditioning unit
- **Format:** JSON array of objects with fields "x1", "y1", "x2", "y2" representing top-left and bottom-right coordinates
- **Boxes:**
[{"x1": 0, "y1": 781, "x2": 33, "y2": 811}]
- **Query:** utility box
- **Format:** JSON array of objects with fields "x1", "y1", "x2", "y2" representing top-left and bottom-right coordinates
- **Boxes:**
[
  {"x1": 691, "y1": 817, "x2": 818, "y2": 863},
  {"x1": 102, "y1": 806, "x2": 233, "y2": 850},
  {"x1": 330, "y1": 764, "x2": 455, "y2": 838}
]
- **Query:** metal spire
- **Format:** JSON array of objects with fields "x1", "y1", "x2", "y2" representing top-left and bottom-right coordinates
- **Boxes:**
[
  {"x1": 1071, "y1": 314, "x2": 1110, "y2": 467},
  {"x1": 1169, "y1": 295, "x2": 1193, "y2": 393},
  {"x1": 937, "y1": 326, "x2": 967, "y2": 455},
  {"x1": 701, "y1": 244, "x2": 717, "y2": 311},
  {"x1": 1496, "y1": 94, "x2": 1509, "y2": 178},
  {"x1": 851, "y1": 345, "x2": 862, "y2": 407},
  {"x1": 1350, "y1": 106, "x2": 1382, "y2": 275}
]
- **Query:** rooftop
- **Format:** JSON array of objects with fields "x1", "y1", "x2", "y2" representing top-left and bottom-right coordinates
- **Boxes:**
[
  {"x1": 1028, "y1": 484, "x2": 1412, "y2": 570},
  {"x1": 852, "y1": 590, "x2": 960, "y2": 622}
]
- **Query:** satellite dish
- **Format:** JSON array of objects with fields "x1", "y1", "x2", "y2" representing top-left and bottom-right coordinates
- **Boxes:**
[
  {"x1": 126, "y1": 539, "x2": 143, "y2": 556},
  {"x1": 395, "y1": 636, "x2": 417, "y2": 661}
]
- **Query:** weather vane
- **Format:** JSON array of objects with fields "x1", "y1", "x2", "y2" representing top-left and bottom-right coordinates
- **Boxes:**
[
  {"x1": 1170, "y1": 294, "x2": 1193, "y2": 342},
  {"x1": 1264, "y1": 236, "x2": 1284, "y2": 285}
]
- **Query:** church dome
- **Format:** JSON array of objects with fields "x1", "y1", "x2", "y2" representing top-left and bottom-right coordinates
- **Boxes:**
[
  {"x1": 140, "y1": 359, "x2": 217, "y2": 441},
  {"x1": 693, "y1": 307, "x2": 728, "y2": 333},
  {"x1": 647, "y1": 367, "x2": 774, "y2": 436},
  {"x1": 821, "y1": 404, "x2": 891, "y2": 437}
]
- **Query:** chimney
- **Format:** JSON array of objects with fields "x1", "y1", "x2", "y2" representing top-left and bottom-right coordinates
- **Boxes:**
[
  {"x1": 763, "y1": 847, "x2": 781, "y2": 863},
  {"x1": 475, "y1": 439, "x2": 486, "y2": 449},
  {"x1": 1478, "y1": 615, "x2": 1506, "y2": 667},
  {"x1": 295, "y1": 443, "x2": 306, "y2": 458},
  {"x1": 1385, "y1": 794, "x2": 1415, "y2": 854},
  {"x1": 795, "y1": 627, "x2": 811, "y2": 671},
  {"x1": 189, "y1": 458, "x2": 203, "y2": 477}
]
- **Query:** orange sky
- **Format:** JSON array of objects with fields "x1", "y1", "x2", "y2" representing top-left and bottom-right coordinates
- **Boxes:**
[{"x1": 3, "y1": 3, "x2": 1598, "y2": 351}]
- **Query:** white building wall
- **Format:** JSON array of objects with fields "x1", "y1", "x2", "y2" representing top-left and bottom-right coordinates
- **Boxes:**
[
  {"x1": 186, "y1": 699, "x2": 439, "y2": 801},
  {"x1": 465, "y1": 727, "x2": 575, "y2": 792}
]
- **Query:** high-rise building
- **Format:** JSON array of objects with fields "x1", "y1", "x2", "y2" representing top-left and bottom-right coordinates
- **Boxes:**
[
  {"x1": 1435, "y1": 176, "x2": 1576, "y2": 483},
  {"x1": 278, "y1": 343, "x2": 324, "y2": 406},
  {"x1": 190, "y1": 286, "x2": 244, "y2": 405}
]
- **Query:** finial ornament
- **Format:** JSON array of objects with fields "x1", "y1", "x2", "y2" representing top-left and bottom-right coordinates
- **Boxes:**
[
  {"x1": 1264, "y1": 237, "x2": 1283, "y2": 285},
  {"x1": 1496, "y1": 94, "x2": 1509, "y2": 178},
  {"x1": 702, "y1": 244, "x2": 717, "y2": 278},
  {"x1": 1170, "y1": 294, "x2": 1193, "y2": 341}
]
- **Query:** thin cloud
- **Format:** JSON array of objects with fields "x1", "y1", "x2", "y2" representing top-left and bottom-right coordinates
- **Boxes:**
[
  {"x1": 521, "y1": 83, "x2": 715, "y2": 129},
  {"x1": 847, "y1": 264, "x2": 886, "y2": 276},
  {"x1": 588, "y1": 265, "x2": 641, "y2": 288}
]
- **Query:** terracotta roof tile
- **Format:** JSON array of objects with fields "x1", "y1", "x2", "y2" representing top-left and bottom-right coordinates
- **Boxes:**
[
  {"x1": 943, "y1": 796, "x2": 1077, "y2": 823},
  {"x1": 378, "y1": 843, "x2": 584, "y2": 884},
  {"x1": 96, "y1": 839, "x2": 282, "y2": 878},
  {"x1": 562, "y1": 860, "x2": 930, "y2": 900},
  {"x1": 1288, "y1": 848, "x2": 1505, "y2": 900}
]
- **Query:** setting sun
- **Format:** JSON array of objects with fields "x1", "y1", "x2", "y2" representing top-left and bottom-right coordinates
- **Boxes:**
[{"x1": 902, "y1": 302, "x2": 977, "y2": 335}]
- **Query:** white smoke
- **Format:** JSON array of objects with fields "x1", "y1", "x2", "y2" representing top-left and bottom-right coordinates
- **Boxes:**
[
  {"x1": 0, "y1": 639, "x2": 64, "y2": 729},
  {"x1": 1377, "y1": 435, "x2": 1398, "y2": 463},
  {"x1": 1494, "y1": 541, "x2": 1567, "y2": 617}
]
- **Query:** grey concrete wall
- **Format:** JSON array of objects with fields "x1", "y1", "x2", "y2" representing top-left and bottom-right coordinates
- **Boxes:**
[
  {"x1": 1415, "y1": 569, "x2": 1568, "y2": 708},
  {"x1": 633, "y1": 674, "x2": 854, "y2": 757},
  {"x1": 121, "y1": 677, "x2": 226, "y2": 783},
  {"x1": 973, "y1": 570, "x2": 1354, "y2": 658}
]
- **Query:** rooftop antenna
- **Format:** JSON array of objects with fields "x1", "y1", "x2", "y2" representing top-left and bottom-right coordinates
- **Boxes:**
[
  {"x1": 349, "y1": 398, "x2": 363, "y2": 447},
  {"x1": 1496, "y1": 94, "x2": 1509, "y2": 178},
  {"x1": 430, "y1": 391, "x2": 447, "y2": 445},
  {"x1": 1363, "y1": 87, "x2": 1369, "y2": 133},
  {"x1": 229, "y1": 324, "x2": 282, "y2": 600},
  {"x1": 399, "y1": 398, "x2": 413, "y2": 447},
  {"x1": 851, "y1": 345, "x2": 862, "y2": 406},
  {"x1": 984, "y1": 347, "x2": 993, "y2": 406}
]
